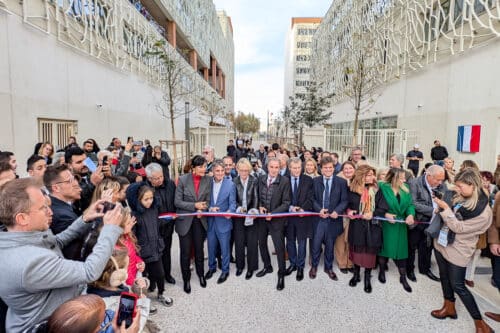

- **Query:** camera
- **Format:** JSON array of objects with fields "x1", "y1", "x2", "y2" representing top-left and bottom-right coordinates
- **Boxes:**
[
  {"x1": 432, "y1": 189, "x2": 443, "y2": 200},
  {"x1": 102, "y1": 201, "x2": 116, "y2": 213}
]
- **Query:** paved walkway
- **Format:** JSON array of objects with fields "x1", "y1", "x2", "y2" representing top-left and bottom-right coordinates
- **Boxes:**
[{"x1": 150, "y1": 237, "x2": 500, "y2": 332}]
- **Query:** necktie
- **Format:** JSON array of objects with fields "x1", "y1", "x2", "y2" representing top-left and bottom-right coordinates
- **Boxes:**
[
  {"x1": 268, "y1": 177, "x2": 272, "y2": 188},
  {"x1": 323, "y1": 178, "x2": 330, "y2": 209},
  {"x1": 293, "y1": 177, "x2": 298, "y2": 206}
]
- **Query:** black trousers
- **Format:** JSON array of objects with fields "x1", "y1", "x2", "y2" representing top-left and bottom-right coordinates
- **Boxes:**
[
  {"x1": 257, "y1": 219, "x2": 286, "y2": 276},
  {"x1": 179, "y1": 218, "x2": 206, "y2": 281},
  {"x1": 407, "y1": 227, "x2": 432, "y2": 273},
  {"x1": 160, "y1": 221, "x2": 175, "y2": 278},
  {"x1": 234, "y1": 218, "x2": 259, "y2": 271},
  {"x1": 435, "y1": 250, "x2": 482, "y2": 320},
  {"x1": 145, "y1": 260, "x2": 165, "y2": 295}
]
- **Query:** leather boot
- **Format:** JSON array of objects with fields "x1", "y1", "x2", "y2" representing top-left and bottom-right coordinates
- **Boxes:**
[
  {"x1": 473, "y1": 319, "x2": 494, "y2": 333},
  {"x1": 398, "y1": 268, "x2": 412, "y2": 293},
  {"x1": 349, "y1": 265, "x2": 360, "y2": 287},
  {"x1": 364, "y1": 269, "x2": 372, "y2": 293},
  {"x1": 431, "y1": 300, "x2": 457, "y2": 319}
]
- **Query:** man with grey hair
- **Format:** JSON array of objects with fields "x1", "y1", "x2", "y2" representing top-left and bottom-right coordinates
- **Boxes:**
[
  {"x1": 408, "y1": 164, "x2": 446, "y2": 282},
  {"x1": 389, "y1": 153, "x2": 405, "y2": 169},
  {"x1": 350, "y1": 147, "x2": 364, "y2": 166},
  {"x1": 202, "y1": 145, "x2": 215, "y2": 175},
  {"x1": 145, "y1": 162, "x2": 177, "y2": 285}
]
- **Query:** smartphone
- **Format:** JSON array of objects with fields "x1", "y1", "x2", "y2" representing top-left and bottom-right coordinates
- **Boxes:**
[
  {"x1": 102, "y1": 155, "x2": 108, "y2": 166},
  {"x1": 432, "y1": 189, "x2": 443, "y2": 200},
  {"x1": 117, "y1": 292, "x2": 137, "y2": 329},
  {"x1": 102, "y1": 201, "x2": 116, "y2": 213},
  {"x1": 83, "y1": 157, "x2": 97, "y2": 173},
  {"x1": 127, "y1": 136, "x2": 133, "y2": 143}
]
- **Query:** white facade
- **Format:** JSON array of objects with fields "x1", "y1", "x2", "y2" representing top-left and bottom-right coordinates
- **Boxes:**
[
  {"x1": 0, "y1": 0, "x2": 234, "y2": 174},
  {"x1": 311, "y1": 0, "x2": 500, "y2": 170},
  {"x1": 283, "y1": 18, "x2": 321, "y2": 105}
]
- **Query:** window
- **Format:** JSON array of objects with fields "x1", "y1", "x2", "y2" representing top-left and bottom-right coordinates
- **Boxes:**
[
  {"x1": 296, "y1": 55, "x2": 311, "y2": 61},
  {"x1": 38, "y1": 118, "x2": 78, "y2": 150},
  {"x1": 297, "y1": 28, "x2": 317, "y2": 35},
  {"x1": 295, "y1": 80, "x2": 310, "y2": 87},
  {"x1": 296, "y1": 67, "x2": 310, "y2": 74},
  {"x1": 296, "y1": 41, "x2": 311, "y2": 48}
]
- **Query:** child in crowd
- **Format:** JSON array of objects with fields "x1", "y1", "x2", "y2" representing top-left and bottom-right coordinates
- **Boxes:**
[{"x1": 126, "y1": 183, "x2": 173, "y2": 307}]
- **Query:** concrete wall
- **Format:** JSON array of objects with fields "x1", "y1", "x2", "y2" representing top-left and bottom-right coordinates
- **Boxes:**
[
  {"x1": 0, "y1": 12, "x2": 174, "y2": 174},
  {"x1": 328, "y1": 40, "x2": 500, "y2": 171}
]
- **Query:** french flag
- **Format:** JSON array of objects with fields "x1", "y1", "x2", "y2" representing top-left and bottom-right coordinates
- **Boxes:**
[{"x1": 457, "y1": 125, "x2": 481, "y2": 153}]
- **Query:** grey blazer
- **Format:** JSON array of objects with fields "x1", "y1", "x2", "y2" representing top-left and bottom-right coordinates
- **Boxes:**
[{"x1": 174, "y1": 173, "x2": 211, "y2": 236}]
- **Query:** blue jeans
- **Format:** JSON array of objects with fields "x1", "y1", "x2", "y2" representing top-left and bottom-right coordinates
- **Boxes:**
[
  {"x1": 435, "y1": 250, "x2": 482, "y2": 320},
  {"x1": 434, "y1": 160, "x2": 445, "y2": 167},
  {"x1": 312, "y1": 219, "x2": 343, "y2": 270}
]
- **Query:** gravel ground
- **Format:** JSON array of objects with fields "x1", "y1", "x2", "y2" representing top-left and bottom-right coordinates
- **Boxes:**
[{"x1": 148, "y1": 237, "x2": 500, "y2": 333}]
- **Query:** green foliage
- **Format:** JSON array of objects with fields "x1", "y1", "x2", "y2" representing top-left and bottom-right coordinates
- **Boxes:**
[
  {"x1": 287, "y1": 81, "x2": 334, "y2": 129},
  {"x1": 234, "y1": 112, "x2": 260, "y2": 134}
]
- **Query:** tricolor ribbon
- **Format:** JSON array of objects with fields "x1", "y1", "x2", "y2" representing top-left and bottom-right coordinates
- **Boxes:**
[{"x1": 158, "y1": 211, "x2": 430, "y2": 225}]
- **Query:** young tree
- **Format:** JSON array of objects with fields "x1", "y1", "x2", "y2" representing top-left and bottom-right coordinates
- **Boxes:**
[
  {"x1": 288, "y1": 82, "x2": 334, "y2": 145},
  {"x1": 199, "y1": 91, "x2": 226, "y2": 126},
  {"x1": 234, "y1": 112, "x2": 260, "y2": 136},
  {"x1": 147, "y1": 39, "x2": 195, "y2": 179}
]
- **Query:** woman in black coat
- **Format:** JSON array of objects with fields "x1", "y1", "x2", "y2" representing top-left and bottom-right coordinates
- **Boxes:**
[{"x1": 233, "y1": 158, "x2": 259, "y2": 279}]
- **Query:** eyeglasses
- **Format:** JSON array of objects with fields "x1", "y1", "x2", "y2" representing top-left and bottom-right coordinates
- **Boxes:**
[
  {"x1": 29, "y1": 204, "x2": 51, "y2": 214},
  {"x1": 53, "y1": 176, "x2": 76, "y2": 185}
]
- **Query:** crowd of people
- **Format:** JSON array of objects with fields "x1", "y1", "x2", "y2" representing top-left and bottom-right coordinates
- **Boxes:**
[{"x1": 0, "y1": 136, "x2": 499, "y2": 333}]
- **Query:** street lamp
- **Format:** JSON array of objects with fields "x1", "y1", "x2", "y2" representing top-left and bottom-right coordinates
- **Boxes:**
[{"x1": 185, "y1": 101, "x2": 190, "y2": 159}]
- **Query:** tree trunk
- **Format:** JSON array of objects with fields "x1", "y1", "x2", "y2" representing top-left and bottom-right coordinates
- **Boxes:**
[{"x1": 168, "y1": 85, "x2": 178, "y2": 180}]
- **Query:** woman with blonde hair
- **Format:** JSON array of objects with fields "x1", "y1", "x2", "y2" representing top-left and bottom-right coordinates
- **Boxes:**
[
  {"x1": 38, "y1": 142, "x2": 54, "y2": 165},
  {"x1": 431, "y1": 168, "x2": 493, "y2": 332},
  {"x1": 304, "y1": 157, "x2": 319, "y2": 178},
  {"x1": 334, "y1": 161, "x2": 356, "y2": 273},
  {"x1": 377, "y1": 168, "x2": 415, "y2": 293},
  {"x1": 347, "y1": 165, "x2": 385, "y2": 293},
  {"x1": 444, "y1": 158, "x2": 456, "y2": 183}
]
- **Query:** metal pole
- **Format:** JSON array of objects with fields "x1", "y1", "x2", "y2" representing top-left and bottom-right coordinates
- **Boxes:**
[
  {"x1": 266, "y1": 109, "x2": 270, "y2": 142},
  {"x1": 185, "y1": 102, "x2": 190, "y2": 160}
]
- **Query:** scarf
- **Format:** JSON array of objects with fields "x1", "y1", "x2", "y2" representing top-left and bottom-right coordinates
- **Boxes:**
[
  {"x1": 456, "y1": 190, "x2": 489, "y2": 220},
  {"x1": 359, "y1": 186, "x2": 376, "y2": 214}
]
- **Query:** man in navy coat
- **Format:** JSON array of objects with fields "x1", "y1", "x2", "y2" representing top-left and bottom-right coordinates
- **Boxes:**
[
  {"x1": 310, "y1": 156, "x2": 349, "y2": 281},
  {"x1": 205, "y1": 160, "x2": 237, "y2": 284}
]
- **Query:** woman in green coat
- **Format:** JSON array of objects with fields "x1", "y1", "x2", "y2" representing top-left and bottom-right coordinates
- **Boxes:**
[{"x1": 378, "y1": 168, "x2": 416, "y2": 293}]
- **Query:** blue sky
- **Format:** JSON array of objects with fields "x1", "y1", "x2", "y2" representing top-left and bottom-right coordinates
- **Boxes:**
[{"x1": 212, "y1": 0, "x2": 332, "y2": 129}]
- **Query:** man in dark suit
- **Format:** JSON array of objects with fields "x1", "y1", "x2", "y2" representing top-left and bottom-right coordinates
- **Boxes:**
[
  {"x1": 174, "y1": 155, "x2": 211, "y2": 294},
  {"x1": 285, "y1": 157, "x2": 314, "y2": 281},
  {"x1": 310, "y1": 156, "x2": 349, "y2": 281},
  {"x1": 43, "y1": 165, "x2": 83, "y2": 260},
  {"x1": 256, "y1": 157, "x2": 291, "y2": 290},
  {"x1": 205, "y1": 160, "x2": 237, "y2": 284},
  {"x1": 408, "y1": 165, "x2": 446, "y2": 282}
]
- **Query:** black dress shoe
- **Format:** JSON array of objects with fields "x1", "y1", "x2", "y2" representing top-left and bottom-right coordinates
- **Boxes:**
[
  {"x1": 400, "y1": 276, "x2": 412, "y2": 293},
  {"x1": 277, "y1": 276, "x2": 285, "y2": 291},
  {"x1": 407, "y1": 271, "x2": 417, "y2": 282},
  {"x1": 256, "y1": 266, "x2": 273, "y2": 278},
  {"x1": 296, "y1": 268, "x2": 304, "y2": 281},
  {"x1": 204, "y1": 269, "x2": 216, "y2": 280},
  {"x1": 199, "y1": 276, "x2": 207, "y2": 288},
  {"x1": 245, "y1": 270, "x2": 253, "y2": 280},
  {"x1": 424, "y1": 270, "x2": 440, "y2": 282},
  {"x1": 236, "y1": 269, "x2": 243, "y2": 276},
  {"x1": 165, "y1": 275, "x2": 176, "y2": 284},
  {"x1": 285, "y1": 265, "x2": 297, "y2": 276},
  {"x1": 183, "y1": 281, "x2": 191, "y2": 294},
  {"x1": 325, "y1": 269, "x2": 338, "y2": 281},
  {"x1": 340, "y1": 268, "x2": 349, "y2": 274},
  {"x1": 217, "y1": 272, "x2": 229, "y2": 284}
]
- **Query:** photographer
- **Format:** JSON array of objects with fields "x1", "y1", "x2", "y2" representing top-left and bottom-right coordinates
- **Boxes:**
[
  {"x1": 0, "y1": 178, "x2": 123, "y2": 332},
  {"x1": 250, "y1": 155, "x2": 266, "y2": 178},
  {"x1": 408, "y1": 165, "x2": 446, "y2": 282}
]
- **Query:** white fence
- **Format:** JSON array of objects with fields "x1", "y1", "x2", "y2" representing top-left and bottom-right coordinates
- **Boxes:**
[{"x1": 325, "y1": 128, "x2": 419, "y2": 168}]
